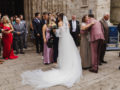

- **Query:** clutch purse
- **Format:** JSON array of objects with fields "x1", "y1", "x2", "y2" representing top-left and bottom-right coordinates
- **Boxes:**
[{"x1": 47, "y1": 37, "x2": 54, "y2": 48}]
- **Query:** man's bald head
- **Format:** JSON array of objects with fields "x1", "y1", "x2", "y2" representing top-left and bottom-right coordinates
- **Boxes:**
[
  {"x1": 16, "y1": 17, "x2": 21, "y2": 24},
  {"x1": 103, "y1": 12, "x2": 110, "y2": 21},
  {"x1": 72, "y1": 15, "x2": 76, "y2": 20}
]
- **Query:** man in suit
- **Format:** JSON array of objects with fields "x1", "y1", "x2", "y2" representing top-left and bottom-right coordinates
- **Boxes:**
[
  {"x1": 99, "y1": 13, "x2": 110, "y2": 65},
  {"x1": 88, "y1": 14, "x2": 105, "y2": 73},
  {"x1": 41, "y1": 12, "x2": 48, "y2": 26},
  {"x1": 32, "y1": 12, "x2": 43, "y2": 54},
  {"x1": 117, "y1": 23, "x2": 120, "y2": 57},
  {"x1": 13, "y1": 18, "x2": 25, "y2": 54},
  {"x1": 52, "y1": 13, "x2": 59, "y2": 63},
  {"x1": 0, "y1": 13, "x2": 2, "y2": 56},
  {"x1": 69, "y1": 15, "x2": 80, "y2": 46},
  {"x1": 19, "y1": 15, "x2": 28, "y2": 49},
  {"x1": 118, "y1": 23, "x2": 120, "y2": 70},
  {"x1": 0, "y1": 13, "x2": 1, "y2": 20},
  {"x1": 0, "y1": 28, "x2": 5, "y2": 64}
]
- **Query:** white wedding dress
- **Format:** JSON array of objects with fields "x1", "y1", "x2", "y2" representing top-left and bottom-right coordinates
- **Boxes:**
[{"x1": 21, "y1": 16, "x2": 82, "y2": 89}]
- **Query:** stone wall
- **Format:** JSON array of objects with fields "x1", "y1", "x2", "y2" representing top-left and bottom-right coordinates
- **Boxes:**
[
  {"x1": 111, "y1": 0, "x2": 120, "y2": 24},
  {"x1": 24, "y1": 0, "x2": 67, "y2": 26},
  {"x1": 96, "y1": 0, "x2": 111, "y2": 20},
  {"x1": 24, "y1": 0, "x2": 120, "y2": 25},
  {"x1": 24, "y1": 0, "x2": 98, "y2": 23}
]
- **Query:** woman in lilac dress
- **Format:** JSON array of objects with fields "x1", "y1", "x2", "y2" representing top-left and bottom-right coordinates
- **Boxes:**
[{"x1": 42, "y1": 20, "x2": 54, "y2": 65}]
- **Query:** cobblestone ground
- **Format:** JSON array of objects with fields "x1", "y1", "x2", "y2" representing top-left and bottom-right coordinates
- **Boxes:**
[{"x1": 0, "y1": 46, "x2": 120, "y2": 90}]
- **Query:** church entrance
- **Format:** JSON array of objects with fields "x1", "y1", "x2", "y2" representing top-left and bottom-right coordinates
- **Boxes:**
[{"x1": 0, "y1": 0, "x2": 24, "y2": 17}]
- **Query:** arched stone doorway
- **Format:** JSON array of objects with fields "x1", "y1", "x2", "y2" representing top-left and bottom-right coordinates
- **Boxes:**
[{"x1": 0, "y1": 0, "x2": 24, "y2": 16}]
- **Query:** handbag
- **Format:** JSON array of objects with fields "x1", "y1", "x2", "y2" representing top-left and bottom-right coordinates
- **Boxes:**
[
  {"x1": 47, "y1": 25, "x2": 58, "y2": 48},
  {"x1": 47, "y1": 37, "x2": 54, "y2": 48}
]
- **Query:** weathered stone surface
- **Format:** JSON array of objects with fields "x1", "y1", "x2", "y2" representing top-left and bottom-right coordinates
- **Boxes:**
[
  {"x1": 0, "y1": 46, "x2": 119, "y2": 90},
  {"x1": 23, "y1": 0, "x2": 120, "y2": 24},
  {"x1": 23, "y1": 0, "x2": 111, "y2": 21}
]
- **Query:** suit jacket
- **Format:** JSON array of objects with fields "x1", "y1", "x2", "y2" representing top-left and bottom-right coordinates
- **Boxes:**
[
  {"x1": 32, "y1": 18, "x2": 42, "y2": 36},
  {"x1": 55, "y1": 18, "x2": 59, "y2": 27},
  {"x1": 41, "y1": 19, "x2": 47, "y2": 27},
  {"x1": 69, "y1": 20, "x2": 80, "y2": 35},
  {"x1": 13, "y1": 23, "x2": 26, "y2": 39},
  {"x1": 100, "y1": 18, "x2": 109, "y2": 43},
  {"x1": 89, "y1": 18, "x2": 105, "y2": 42},
  {"x1": 21, "y1": 20, "x2": 28, "y2": 34}
]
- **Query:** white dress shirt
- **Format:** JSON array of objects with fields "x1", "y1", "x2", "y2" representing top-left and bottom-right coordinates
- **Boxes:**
[{"x1": 72, "y1": 20, "x2": 77, "y2": 32}]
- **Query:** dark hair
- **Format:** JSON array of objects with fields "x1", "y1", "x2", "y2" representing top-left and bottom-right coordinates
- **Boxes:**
[
  {"x1": 35, "y1": 12, "x2": 40, "y2": 17},
  {"x1": 82, "y1": 15, "x2": 88, "y2": 23},
  {"x1": 88, "y1": 14, "x2": 94, "y2": 18},
  {"x1": 48, "y1": 12, "x2": 51, "y2": 16},
  {"x1": 19, "y1": 14, "x2": 23, "y2": 17},
  {"x1": 56, "y1": 12, "x2": 59, "y2": 16},
  {"x1": 58, "y1": 13, "x2": 64, "y2": 21},
  {"x1": 43, "y1": 12, "x2": 48, "y2": 15}
]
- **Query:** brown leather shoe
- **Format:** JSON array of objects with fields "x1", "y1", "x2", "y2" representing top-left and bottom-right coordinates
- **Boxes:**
[
  {"x1": 0, "y1": 62, "x2": 3, "y2": 64},
  {"x1": 89, "y1": 69, "x2": 98, "y2": 73},
  {"x1": 0, "y1": 60, "x2": 4, "y2": 62}
]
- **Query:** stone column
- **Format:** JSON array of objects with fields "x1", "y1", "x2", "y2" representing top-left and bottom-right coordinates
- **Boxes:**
[
  {"x1": 111, "y1": 0, "x2": 120, "y2": 24},
  {"x1": 96, "y1": 0, "x2": 111, "y2": 20}
]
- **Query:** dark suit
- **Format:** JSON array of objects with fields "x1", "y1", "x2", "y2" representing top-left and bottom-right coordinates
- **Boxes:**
[
  {"x1": 100, "y1": 18, "x2": 109, "y2": 63},
  {"x1": 50, "y1": 23, "x2": 59, "y2": 63},
  {"x1": 117, "y1": 23, "x2": 120, "y2": 33},
  {"x1": 13, "y1": 23, "x2": 25, "y2": 52},
  {"x1": 117, "y1": 23, "x2": 120, "y2": 57},
  {"x1": 69, "y1": 20, "x2": 80, "y2": 46},
  {"x1": 0, "y1": 29, "x2": 2, "y2": 56},
  {"x1": 32, "y1": 18, "x2": 43, "y2": 53}
]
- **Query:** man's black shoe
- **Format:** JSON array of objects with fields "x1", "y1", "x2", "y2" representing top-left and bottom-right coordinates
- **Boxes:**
[
  {"x1": 99, "y1": 63, "x2": 102, "y2": 65},
  {"x1": 16, "y1": 51, "x2": 19, "y2": 54},
  {"x1": 36, "y1": 51, "x2": 40, "y2": 53},
  {"x1": 20, "y1": 52, "x2": 25, "y2": 54},
  {"x1": 102, "y1": 61, "x2": 107, "y2": 64}
]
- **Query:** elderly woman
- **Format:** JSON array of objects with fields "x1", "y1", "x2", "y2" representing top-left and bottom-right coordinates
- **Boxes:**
[
  {"x1": 1, "y1": 16, "x2": 18, "y2": 60},
  {"x1": 80, "y1": 15, "x2": 94, "y2": 70}
]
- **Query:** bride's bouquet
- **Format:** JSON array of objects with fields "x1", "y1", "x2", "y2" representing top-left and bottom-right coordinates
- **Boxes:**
[{"x1": 47, "y1": 21, "x2": 58, "y2": 48}]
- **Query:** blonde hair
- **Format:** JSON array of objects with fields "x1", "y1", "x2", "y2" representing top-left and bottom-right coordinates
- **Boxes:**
[{"x1": 1, "y1": 15, "x2": 10, "y2": 24}]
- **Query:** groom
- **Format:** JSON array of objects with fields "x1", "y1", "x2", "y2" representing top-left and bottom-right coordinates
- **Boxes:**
[{"x1": 50, "y1": 13, "x2": 59, "y2": 63}]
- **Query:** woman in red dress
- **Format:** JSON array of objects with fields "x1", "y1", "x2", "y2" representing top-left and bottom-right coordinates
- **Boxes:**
[{"x1": 1, "y1": 16, "x2": 18, "y2": 60}]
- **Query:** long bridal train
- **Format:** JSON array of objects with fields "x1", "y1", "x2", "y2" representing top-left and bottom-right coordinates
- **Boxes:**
[{"x1": 21, "y1": 15, "x2": 82, "y2": 89}]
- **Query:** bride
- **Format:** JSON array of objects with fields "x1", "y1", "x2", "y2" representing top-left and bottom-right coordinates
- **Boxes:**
[{"x1": 21, "y1": 13, "x2": 82, "y2": 89}]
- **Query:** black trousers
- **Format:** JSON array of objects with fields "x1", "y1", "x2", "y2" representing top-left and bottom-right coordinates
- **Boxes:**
[
  {"x1": 35, "y1": 36, "x2": 43, "y2": 53},
  {"x1": 53, "y1": 37, "x2": 59, "y2": 62},
  {"x1": 99, "y1": 42, "x2": 107, "y2": 63},
  {"x1": 14, "y1": 36, "x2": 24, "y2": 52},
  {"x1": 23, "y1": 33, "x2": 28, "y2": 48},
  {"x1": 0, "y1": 39, "x2": 1, "y2": 56},
  {"x1": 71, "y1": 32, "x2": 79, "y2": 46}
]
